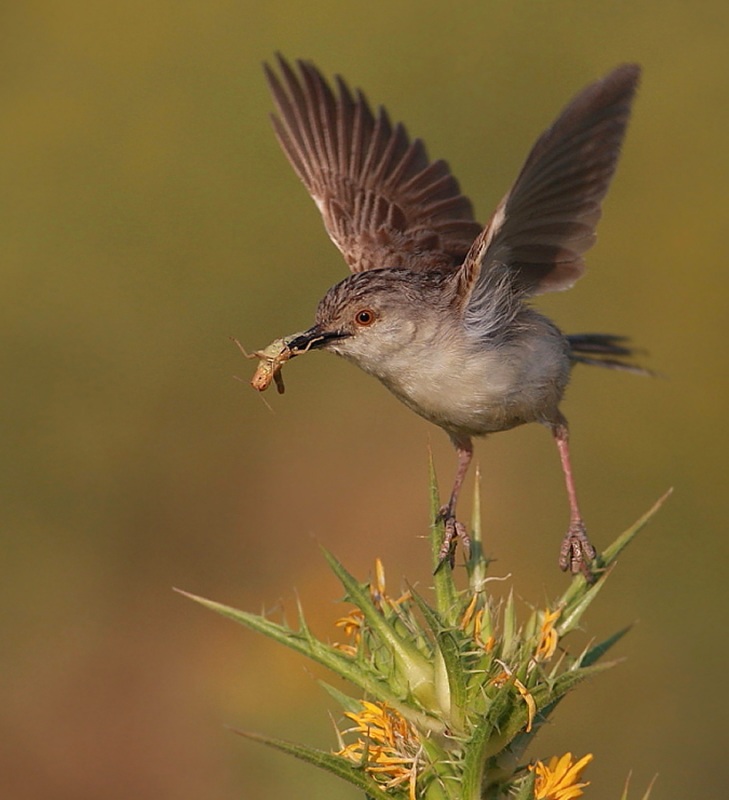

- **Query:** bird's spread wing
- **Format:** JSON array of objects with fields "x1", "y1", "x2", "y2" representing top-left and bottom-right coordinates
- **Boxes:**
[
  {"x1": 265, "y1": 56, "x2": 482, "y2": 273},
  {"x1": 457, "y1": 64, "x2": 641, "y2": 321}
]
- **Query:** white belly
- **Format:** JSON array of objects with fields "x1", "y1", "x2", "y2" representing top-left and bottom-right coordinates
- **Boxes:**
[{"x1": 369, "y1": 336, "x2": 569, "y2": 436}]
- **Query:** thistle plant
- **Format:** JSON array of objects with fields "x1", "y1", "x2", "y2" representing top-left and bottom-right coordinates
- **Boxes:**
[{"x1": 180, "y1": 463, "x2": 667, "y2": 799}]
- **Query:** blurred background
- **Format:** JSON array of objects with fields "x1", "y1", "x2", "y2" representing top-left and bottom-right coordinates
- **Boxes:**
[{"x1": 2, "y1": 2, "x2": 727, "y2": 798}]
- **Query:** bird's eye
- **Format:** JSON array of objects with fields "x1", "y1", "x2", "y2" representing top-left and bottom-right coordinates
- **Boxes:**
[{"x1": 355, "y1": 309, "x2": 376, "y2": 326}]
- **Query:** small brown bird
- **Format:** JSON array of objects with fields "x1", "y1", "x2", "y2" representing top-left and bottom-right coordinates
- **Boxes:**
[{"x1": 255, "y1": 55, "x2": 643, "y2": 578}]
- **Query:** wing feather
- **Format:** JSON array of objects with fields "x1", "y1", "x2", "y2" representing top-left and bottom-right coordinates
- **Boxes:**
[
  {"x1": 265, "y1": 55, "x2": 482, "y2": 273},
  {"x1": 458, "y1": 63, "x2": 641, "y2": 319}
]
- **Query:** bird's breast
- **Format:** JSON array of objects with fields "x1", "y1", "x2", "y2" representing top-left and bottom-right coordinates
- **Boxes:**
[{"x1": 356, "y1": 332, "x2": 570, "y2": 436}]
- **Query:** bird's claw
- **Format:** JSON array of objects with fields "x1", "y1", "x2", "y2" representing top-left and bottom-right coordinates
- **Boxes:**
[
  {"x1": 558, "y1": 520, "x2": 597, "y2": 581},
  {"x1": 435, "y1": 506, "x2": 471, "y2": 572}
]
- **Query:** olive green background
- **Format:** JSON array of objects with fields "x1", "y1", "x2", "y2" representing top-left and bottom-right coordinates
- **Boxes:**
[{"x1": 2, "y1": 2, "x2": 727, "y2": 798}]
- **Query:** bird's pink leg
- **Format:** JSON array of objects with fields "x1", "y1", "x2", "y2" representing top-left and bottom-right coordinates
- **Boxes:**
[
  {"x1": 436, "y1": 436, "x2": 473, "y2": 567},
  {"x1": 551, "y1": 416, "x2": 596, "y2": 579}
]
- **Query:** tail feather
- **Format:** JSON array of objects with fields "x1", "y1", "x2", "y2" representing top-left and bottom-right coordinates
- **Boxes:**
[{"x1": 567, "y1": 333, "x2": 650, "y2": 374}]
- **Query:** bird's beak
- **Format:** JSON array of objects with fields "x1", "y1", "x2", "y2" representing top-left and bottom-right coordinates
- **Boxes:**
[{"x1": 286, "y1": 325, "x2": 349, "y2": 355}]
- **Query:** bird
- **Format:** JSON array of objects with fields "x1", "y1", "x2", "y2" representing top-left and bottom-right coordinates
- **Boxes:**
[{"x1": 255, "y1": 55, "x2": 643, "y2": 579}]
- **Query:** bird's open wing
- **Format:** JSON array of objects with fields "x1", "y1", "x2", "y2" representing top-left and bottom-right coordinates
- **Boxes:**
[
  {"x1": 457, "y1": 64, "x2": 640, "y2": 320},
  {"x1": 265, "y1": 56, "x2": 482, "y2": 273}
]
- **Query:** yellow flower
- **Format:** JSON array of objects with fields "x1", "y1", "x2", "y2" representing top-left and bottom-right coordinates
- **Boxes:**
[
  {"x1": 531, "y1": 752, "x2": 593, "y2": 800},
  {"x1": 337, "y1": 700, "x2": 422, "y2": 800},
  {"x1": 535, "y1": 608, "x2": 562, "y2": 662}
]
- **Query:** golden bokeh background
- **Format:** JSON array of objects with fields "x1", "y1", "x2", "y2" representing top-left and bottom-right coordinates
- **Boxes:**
[{"x1": 2, "y1": 2, "x2": 727, "y2": 798}]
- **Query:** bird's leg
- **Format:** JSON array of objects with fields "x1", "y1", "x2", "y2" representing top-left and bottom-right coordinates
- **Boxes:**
[
  {"x1": 436, "y1": 436, "x2": 473, "y2": 568},
  {"x1": 551, "y1": 415, "x2": 596, "y2": 580}
]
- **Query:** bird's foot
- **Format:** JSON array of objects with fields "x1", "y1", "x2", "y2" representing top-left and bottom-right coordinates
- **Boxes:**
[
  {"x1": 435, "y1": 506, "x2": 471, "y2": 572},
  {"x1": 558, "y1": 520, "x2": 597, "y2": 581}
]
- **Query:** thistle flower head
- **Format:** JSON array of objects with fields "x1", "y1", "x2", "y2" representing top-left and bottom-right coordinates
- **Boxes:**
[{"x1": 182, "y1": 469, "x2": 669, "y2": 799}]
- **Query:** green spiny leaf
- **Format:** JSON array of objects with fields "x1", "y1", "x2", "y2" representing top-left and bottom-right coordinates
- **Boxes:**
[
  {"x1": 484, "y1": 661, "x2": 614, "y2": 756},
  {"x1": 462, "y1": 679, "x2": 516, "y2": 797},
  {"x1": 554, "y1": 659, "x2": 617, "y2": 695},
  {"x1": 502, "y1": 590, "x2": 517, "y2": 660},
  {"x1": 176, "y1": 589, "x2": 423, "y2": 723},
  {"x1": 229, "y1": 728, "x2": 393, "y2": 800},
  {"x1": 579, "y1": 624, "x2": 633, "y2": 668},
  {"x1": 529, "y1": 660, "x2": 618, "y2": 731},
  {"x1": 321, "y1": 550, "x2": 436, "y2": 705},
  {"x1": 558, "y1": 565, "x2": 615, "y2": 635},
  {"x1": 521, "y1": 605, "x2": 539, "y2": 645},
  {"x1": 317, "y1": 681, "x2": 362, "y2": 714},
  {"x1": 418, "y1": 738, "x2": 461, "y2": 800},
  {"x1": 410, "y1": 589, "x2": 468, "y2": 733},
  {"x1": 513, "y1": 769, "x2": 536, "y2": 800},
  {"x1": 601, "y1": 489, "x2": 672, "y2": 567}
]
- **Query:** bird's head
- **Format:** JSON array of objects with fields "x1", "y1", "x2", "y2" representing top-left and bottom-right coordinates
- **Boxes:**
[{"x1": 286, "y1": 268, "x2": 454, "y2": 378}]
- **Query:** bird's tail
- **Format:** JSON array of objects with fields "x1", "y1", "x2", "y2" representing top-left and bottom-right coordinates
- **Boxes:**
[{"x1": 567, "y1": 333, "x2": 650, "y2": 374}]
